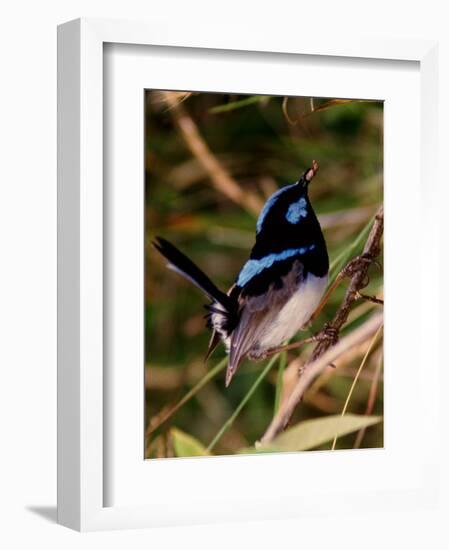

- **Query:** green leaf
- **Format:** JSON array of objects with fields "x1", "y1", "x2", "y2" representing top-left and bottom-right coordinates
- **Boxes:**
[
  {"x1": 260, "y1": 414, "x2": 382, "y2": 452},
  {"x1": 209, "y1": 95, "x2": 269, "y2": 114},
  {"x1": 170, "y1": 428, "x2": 211, "y2": 457}
]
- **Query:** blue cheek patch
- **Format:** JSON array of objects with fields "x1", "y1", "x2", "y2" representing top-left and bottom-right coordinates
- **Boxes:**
[
  {"x1": 237, "y1": 244, "x2": 316, "y2": 287},
  {"x1": 286, "y1": 197, "x2": 307, "y2": 224}
]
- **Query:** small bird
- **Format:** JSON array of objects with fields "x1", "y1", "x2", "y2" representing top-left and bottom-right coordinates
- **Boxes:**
[{"x1": 153, "y1": 160, "x2": 329, "y2": 386}]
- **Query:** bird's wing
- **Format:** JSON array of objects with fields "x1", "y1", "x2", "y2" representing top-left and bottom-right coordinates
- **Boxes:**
[
  {"x1": 226, "y1": 259, "x2": 304, "y2": 386},
  {"x1": 226, "y1": 300, "x2": 279, "y2": 386}
]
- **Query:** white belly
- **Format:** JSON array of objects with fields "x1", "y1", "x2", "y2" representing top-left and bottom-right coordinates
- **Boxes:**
[{"x1": 257, "y1": 273, "x2": 328, "y2": 349}]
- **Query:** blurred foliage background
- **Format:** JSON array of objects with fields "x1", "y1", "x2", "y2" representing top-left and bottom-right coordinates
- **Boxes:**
[{"x1": 144, "y1": 91, "x2": 383, "y2": 458}]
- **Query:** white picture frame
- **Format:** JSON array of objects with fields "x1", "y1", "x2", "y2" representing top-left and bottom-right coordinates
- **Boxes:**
[{"x1": 57, "y1": 17, "x2": 440, "y2": 531}]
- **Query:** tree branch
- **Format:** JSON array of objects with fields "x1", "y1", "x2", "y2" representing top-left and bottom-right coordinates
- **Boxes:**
[
  {"x1": 259, "y1": 206, "x2": 384, "y2": 444},
  {"x1": 310, "y1": 205, "x2": 383, "y2": 363}
]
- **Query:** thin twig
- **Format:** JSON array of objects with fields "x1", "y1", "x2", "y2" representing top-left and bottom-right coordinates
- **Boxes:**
[
  {"x1": 260, "y1": 206, "x2": 384, "y2": 444},
  {"x1": 263, "y1": 335, "x2": 316, "y2": 357},
  {"x1": 357, "y1": 292, "x2": 384, "y2": 305},
  {"x1": 164, "y1": 92, "x2": 263, "y2": 215},
  {"x1": 353, "y1": 349, "x2": 384, "y2": 449},
  {"x1": 282, "y1": 96, "x2": 298, "y2": 126}
]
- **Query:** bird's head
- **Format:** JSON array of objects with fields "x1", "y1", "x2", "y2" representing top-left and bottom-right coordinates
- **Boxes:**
[{"x1": 256, "y1": 161, "x2": 319, "y2": 235}]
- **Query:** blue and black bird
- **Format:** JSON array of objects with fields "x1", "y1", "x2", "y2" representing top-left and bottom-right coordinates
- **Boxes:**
[{"x1": 153, "y1": 160, "x2": 329, "y2": 386}]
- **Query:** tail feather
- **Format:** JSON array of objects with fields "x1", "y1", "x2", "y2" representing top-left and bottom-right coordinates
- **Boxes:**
[{"x1": 152, "y1": 237, "x2": 232, "y2": 311}]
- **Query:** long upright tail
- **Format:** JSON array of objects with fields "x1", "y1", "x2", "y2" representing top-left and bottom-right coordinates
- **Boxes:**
[{"x1": 152, "y1": 237, "x2": 233, "y2": 311}]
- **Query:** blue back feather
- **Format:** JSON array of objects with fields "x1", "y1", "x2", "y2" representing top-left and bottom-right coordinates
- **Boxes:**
[{"x1": 237, "y1": 244, "x2": 316, "y2": 287}]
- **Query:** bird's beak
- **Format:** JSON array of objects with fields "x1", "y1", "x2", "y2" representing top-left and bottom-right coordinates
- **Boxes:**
[{"x1": 305, "y1": 159, "x2": 319, "y2": 183}]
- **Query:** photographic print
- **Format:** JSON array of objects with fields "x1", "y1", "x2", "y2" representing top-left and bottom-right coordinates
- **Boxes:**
[{"x1": 144, "y1": 91, "x2": 383, "y2": 459}]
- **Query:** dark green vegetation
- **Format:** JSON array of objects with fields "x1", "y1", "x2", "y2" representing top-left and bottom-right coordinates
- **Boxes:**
[{"x1": 145, "y1": 92, "x2": 383, "y2": 458}]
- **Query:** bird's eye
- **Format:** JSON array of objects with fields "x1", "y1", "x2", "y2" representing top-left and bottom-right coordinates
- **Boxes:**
[{"x1": 286, "y1": 197, "x2": 307, "y2": 224}]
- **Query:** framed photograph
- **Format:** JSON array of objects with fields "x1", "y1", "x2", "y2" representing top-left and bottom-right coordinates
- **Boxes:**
[
  {"x1": 58, "y1": 18, "x2": 440, "y2": 531},
  {"x1": 144, "y1": 90, "x2": 384, "y2": 459}
]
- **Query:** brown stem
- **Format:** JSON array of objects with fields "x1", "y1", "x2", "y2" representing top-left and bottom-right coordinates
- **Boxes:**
[
  {"x1": 357, "y1": 292, "x2": 384, "y2": 305},
  {"x1": 353, "y1": 349, "x2": 383, "y2": 448},
  {"x1": 263, "y1": 336, "x2": 316, "y2": 357}
]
